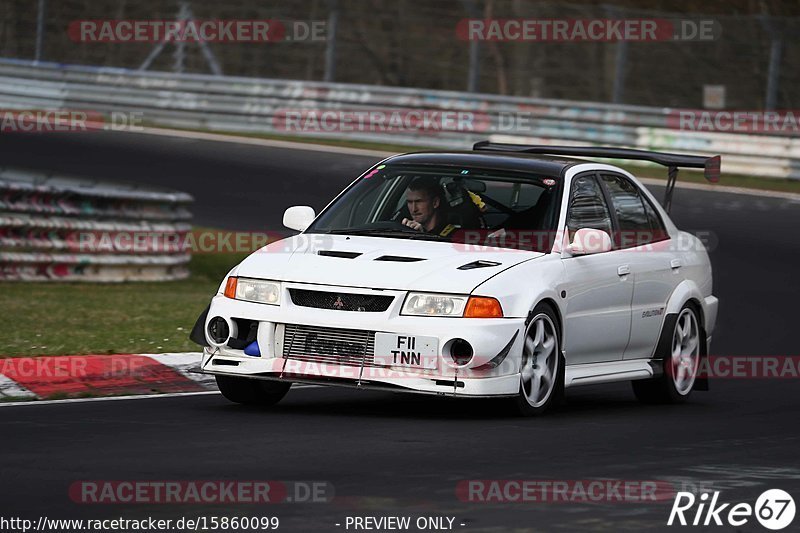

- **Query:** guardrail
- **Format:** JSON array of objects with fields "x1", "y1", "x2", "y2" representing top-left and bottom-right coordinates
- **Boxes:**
[
  {"x1": 0, "y1": 167, "x2": 193, "y2": 281},
  {"x1": 0, "y1": 58, "x2": 798, "y2": 179}
]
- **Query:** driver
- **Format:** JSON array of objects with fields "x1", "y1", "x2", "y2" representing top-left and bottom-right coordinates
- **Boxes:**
[{"x1": 401, "y1": 177, "x2": 455, "y2": 236}]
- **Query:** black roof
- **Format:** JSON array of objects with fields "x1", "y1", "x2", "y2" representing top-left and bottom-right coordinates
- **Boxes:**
[{"x1": 384, "y1": 151, "x2": 583, "y2": 177}]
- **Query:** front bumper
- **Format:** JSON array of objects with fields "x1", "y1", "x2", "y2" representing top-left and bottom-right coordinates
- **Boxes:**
[
  {"x1": 203, "y1": 357, "x2": 521, "y2": 398},
  {"x1": 199, "y1": 284, "x2": 525, "y2": 397}
]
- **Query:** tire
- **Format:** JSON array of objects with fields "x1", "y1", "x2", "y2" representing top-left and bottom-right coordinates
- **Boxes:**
[
  {"x1": 513, "y1": 303, "x2": 565, "y2": 416},
  {"x1": 216, "y1": 375, "x2": 291, "y2": 406},
  {"x1": 632, "y1": 304, "x2": 702, "y2": 404}
]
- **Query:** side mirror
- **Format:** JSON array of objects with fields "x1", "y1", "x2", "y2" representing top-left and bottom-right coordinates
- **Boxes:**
[
  {"x1": 283, "y1": 206, "x2": 316, "y2": 232},
  {"x1": 567, "y1": 228, "x2": 613, "y2": 256}
]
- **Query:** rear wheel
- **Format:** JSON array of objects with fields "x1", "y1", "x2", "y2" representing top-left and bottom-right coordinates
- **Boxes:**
[
  {"x1": 513, "y1": 304, "x2": 564, "y2": 416},
  {"x1": 633, "y1": 305, "x2": 701, "y2": 404},
  {"x1": 216, "y1": 375, "x2": 291, "y2": 406}
]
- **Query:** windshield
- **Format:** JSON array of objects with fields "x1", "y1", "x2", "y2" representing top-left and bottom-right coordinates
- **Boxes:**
[{"x1": 306, "y1": 164, "x2": 561, "y2": 253}]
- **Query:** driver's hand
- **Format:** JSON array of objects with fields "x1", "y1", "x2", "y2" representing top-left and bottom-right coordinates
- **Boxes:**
[{"x1": 402, "y1": 218, "x2": 423, "y2": 232}]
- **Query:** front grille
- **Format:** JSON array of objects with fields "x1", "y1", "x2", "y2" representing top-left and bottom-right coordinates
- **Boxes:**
[
  {"x1": 288, "y1": 288, "x2": 394, "y2": 312},
  {"x1": 282, "y1": 324, "x2": 376, "y2": 367}
]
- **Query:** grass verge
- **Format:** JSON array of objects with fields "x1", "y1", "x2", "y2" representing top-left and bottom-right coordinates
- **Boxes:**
[{"x1": 0, "y1": 252, "x2": 247, "y2": 358}]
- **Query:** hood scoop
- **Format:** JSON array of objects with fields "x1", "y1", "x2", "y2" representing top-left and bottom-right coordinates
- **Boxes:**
[
  {"x1": 457, "y1": 260, "x2": 502, "y2": 270},
  {"x1": 374, "y1": 255, "x2": 425, "y2": 263},
  {"x1": 318, "y1": 250, "x2": 362, "y2": 259}
]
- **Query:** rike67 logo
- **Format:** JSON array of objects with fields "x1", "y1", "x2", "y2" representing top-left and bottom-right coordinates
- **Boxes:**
[{"x1": 668, "y1": 489, "x2": 795, "y2": 530}]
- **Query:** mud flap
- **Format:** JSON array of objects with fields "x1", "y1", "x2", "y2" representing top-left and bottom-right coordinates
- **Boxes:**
[
  {"x1": 654, "y1": 313, "x2": 678, "y2": 363},
  {"x1": 654, "y1": 313, "x2": 709, "y2": 392},
  {"x1": 694, "y1": 325, "x2": 710, "y2": 391}
]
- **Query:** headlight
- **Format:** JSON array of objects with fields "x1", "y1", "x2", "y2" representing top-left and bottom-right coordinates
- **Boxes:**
[
  {"x1": 401, "y1": 293, "x2": 504, "y2": 318},
  {"x1": 401, "y1": 292, "x2": 468, "y2": 317},
  {"x1": 226, "y1": 277, "x2": 281, "y2": 305}
]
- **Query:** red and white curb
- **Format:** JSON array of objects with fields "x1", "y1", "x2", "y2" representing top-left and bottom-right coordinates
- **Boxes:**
[
  {"x1": 0, "y1": 352, "x2": 213, "y2": 401},
  {"x1": 0, "y1": 374, "x2": 37, "y2": 399}
]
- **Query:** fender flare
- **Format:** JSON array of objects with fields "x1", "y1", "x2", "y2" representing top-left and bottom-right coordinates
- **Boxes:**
[
  {"x1": 525, "y1": 293, "x2": 566, "y2": 364},
  {"x1": 664, "y1": 279, "x2": 706, "y2": 316},
  {"x1": 525, "y1": 292, "x2": 564, "y2": 329}
]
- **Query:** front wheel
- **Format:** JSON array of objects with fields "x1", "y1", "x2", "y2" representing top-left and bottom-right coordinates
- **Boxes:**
[
  {"x1": 632, "y1": 305, "x2": 702, "y2": 404},
  {"x1": 513, "y1": 304, "x2": 564, "y2": 416},
  {"x1": 216, "y1": 375, "x2": 291, "y2": 406}
]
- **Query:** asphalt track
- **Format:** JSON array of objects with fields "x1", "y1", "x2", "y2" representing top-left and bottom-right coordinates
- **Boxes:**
[{"x1": 2, "y1": 132, "x2": 800, "y2": 532}]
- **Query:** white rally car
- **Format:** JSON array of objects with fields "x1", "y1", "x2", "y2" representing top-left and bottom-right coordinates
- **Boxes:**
[{"x1": 191, "y1": 142, "x2": 720, "y2": 415}]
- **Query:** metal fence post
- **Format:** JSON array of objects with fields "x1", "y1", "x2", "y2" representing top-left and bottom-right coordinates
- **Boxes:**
[
  {"x1": 611, "y1": 39, "x2": 628, "y2": 104},
  {"x1": 172, "y1": 2, "x2": 190, "y2": 74},
  {"x1": 765, "y1": 37, "x2": 783, "y2": 111},
  {"x1": 34, "y1": 0, "x2": 46, "y2": 63},
  {"x1": 467, "y1": 38, "x2": 480, "y2": 93},
  {"x1": 324, "y1": 0, "x2": 339, "y2": 82},
  {"x1": 760, "y1": 15, "x2": 783, "y2": 111},
  {"x1": 463, "y1": 0, "x2": 480, "y2": 93},
  {"x1": 605, "y1": 5, "x2": 628, "y2": 104}
]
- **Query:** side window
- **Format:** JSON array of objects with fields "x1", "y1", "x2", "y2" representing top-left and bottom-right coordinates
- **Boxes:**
[
  {"x1": 567, "y1": 175, "x2": 613, "y2": 239},
  {"x1": 600, "y1": 174, "x2": 666, "y2": 248}
]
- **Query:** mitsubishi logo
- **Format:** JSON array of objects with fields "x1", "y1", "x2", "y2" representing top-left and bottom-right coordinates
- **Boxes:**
[{"x1": 333, "y1": 296, "x2": 345, "y2": 309}]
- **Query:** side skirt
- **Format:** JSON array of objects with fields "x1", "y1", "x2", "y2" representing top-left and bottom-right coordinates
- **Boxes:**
[{"x1": 565, "y1": 359, "x2": 662, "y2": 388}]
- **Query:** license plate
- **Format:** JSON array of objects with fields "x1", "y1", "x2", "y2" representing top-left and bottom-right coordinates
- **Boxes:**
[{"x1": 373, "y1": 333, "x2": 438, "y2": 369}]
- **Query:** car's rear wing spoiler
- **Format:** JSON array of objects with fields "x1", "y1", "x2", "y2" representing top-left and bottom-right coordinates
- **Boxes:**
[{"x1": 473, "y1": 141, "x2": 721, "y2": 212}]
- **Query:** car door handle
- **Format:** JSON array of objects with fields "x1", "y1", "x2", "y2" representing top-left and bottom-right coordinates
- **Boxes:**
[
  {"x1": 670, "y1": 259, "x2": 682, "y2": 270},
  {"x1": 617, "y1": 265, "x2": 631, "y2": 276}
]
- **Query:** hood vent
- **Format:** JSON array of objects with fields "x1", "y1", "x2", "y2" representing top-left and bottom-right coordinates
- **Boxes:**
[
  {"x1": 458, "y1": 260, "x2": 501, "y2": 270},
  {"x1": 318, "y1": 250, "x2": 362, "y2": 259},
  {"x1": 374, "y1": 255, "x2": 425, "y2": 263}
]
